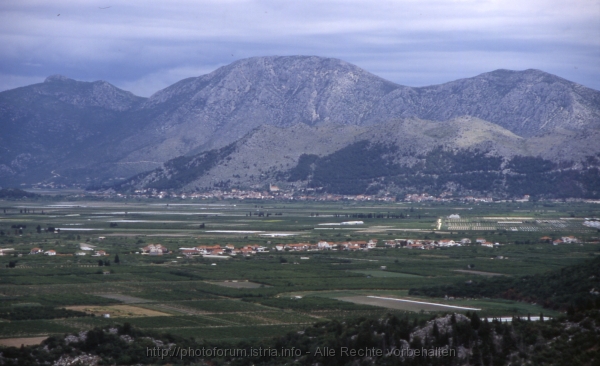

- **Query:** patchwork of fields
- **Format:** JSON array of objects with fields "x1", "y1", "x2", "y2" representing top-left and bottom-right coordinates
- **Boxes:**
[{"x1": 0, "y1": 198, "x2": 598, "y2": 343}]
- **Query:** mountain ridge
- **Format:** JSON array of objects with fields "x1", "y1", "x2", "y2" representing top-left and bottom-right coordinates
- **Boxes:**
[
  {"x1": 113, "y1": 116, "x2": 600, "y2": 199},
  {"x1": 1, "y1": 56, "x2": 599, "y2": 192}
]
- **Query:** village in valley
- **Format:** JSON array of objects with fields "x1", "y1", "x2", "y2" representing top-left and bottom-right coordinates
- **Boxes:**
[
  {"x1": 173, "y1": 234, "x2": 583, "y2": 258},
  {"x1": 3, "y1": 209, "x2": 587, "y2": 260},
  {"x1": 3, "y1": 234, "x2": 584, "y2": 260}
]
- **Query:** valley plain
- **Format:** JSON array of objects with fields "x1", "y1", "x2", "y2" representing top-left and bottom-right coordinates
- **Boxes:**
[{"x1": 1, "y1": 197, "x2": 598, "y2": 346}]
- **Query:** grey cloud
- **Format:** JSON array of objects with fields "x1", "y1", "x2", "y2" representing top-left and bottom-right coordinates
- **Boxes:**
[{"x1": 0, "y1": 0, "x2": 598, "y2": 96}]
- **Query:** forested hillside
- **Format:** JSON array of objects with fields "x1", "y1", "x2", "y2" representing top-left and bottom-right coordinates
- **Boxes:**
[
  {"x1": 409, "y1": 255, "x2": 600, "y2": 312},
  {"x1": 287, "y1": 143, "x2": 600, "y2": 198},
  {"x1": 0, "y1": 188, "x2": 39, "y2": 199}
]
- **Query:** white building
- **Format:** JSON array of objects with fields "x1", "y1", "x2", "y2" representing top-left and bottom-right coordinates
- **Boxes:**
[
  {"x1": 317, "y1": 241, "x2": 331, "y2": 249},
  {"x1": 561, "y1": 236, "x2": 579, "y2": 243}
]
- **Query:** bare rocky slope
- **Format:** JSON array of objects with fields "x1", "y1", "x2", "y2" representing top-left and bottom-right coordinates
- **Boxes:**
[
  {"x1": 370, "y1": 69, "x2": 600, "y2": 137},
  {"x1": 115, "y1": 57, "x2": 600, "y2": 167},
  {"x1": 115, "y1": 116, "x2": 600, "y2": 198},
  {"x1": 1, "y1": 56, "x2": 599, "y2": 190}
]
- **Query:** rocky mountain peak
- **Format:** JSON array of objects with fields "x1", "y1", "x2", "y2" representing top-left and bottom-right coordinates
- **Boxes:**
[
  {"x1": 34, "y1": 77, "x2": 146, "y2": 111},
  {"x1": 144, "y1": 55, "x2": 399, "y2": 107},
  {"x1": 477, "y1": 68, "x2": 568, "y2": 86},
  {"x1": 44, "y1": 74, "x2": 74, "y2": 83}
]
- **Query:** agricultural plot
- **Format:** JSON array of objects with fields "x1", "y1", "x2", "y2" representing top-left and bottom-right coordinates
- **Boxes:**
[
  {"x1": 453, "y1": 270, "x2": 508, "y2": 277},
  {"x1": 348, "y1": 269, "x2": 423, "y2": 278},
  {"x1": 207, "y1": 280, "x2": 269, "y2": 289},
  {"x1": 0, "y1": 337, "x2": 47, "y2": 347},
  {"x1": 65, "y1": 305, "x2": 171, "y2": 318},
  {"x1": 0, "y1": 320, "x2": 78, "y2": 338},
  {"x1": 0, "y1": 198, "x2": 599, "y2": 342},
  {"x1": 333, "y1": 295, "x2": 559, "y2": 317},
  {"x1": 95, "y1": 294, "x2": 154, "y2": 304},
  {"x1": 171, "y1": 300, "x2": 270, "y2": 313},
  {"x1": 444, "y1": 215, "x2": 595, "y2": 234},
  {"x1": 336, "y1": 296, "x2": 481, "y2": 312}
]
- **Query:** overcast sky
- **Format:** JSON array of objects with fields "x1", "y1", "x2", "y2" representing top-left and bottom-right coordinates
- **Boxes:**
[{"x1": 1, "y1": 0, "x2": 598, "y2": 97}]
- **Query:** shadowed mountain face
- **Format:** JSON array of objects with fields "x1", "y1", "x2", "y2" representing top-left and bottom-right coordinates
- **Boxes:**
[
  {"x1": 0, "y1": 76, "x2": 146, "y2": 184},
  {"x1": 1, "y1": 56, "x2": 599, "y2": 189}
]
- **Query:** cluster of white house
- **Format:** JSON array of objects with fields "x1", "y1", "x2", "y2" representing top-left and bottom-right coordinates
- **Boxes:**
[
  {"x1": 385, "y1": 236, "x2": 581, "y2": 249},
  {"x1": 384, "y1": 238, "x2": 498, "y2": 249},
  {"x1": 584, "y1": 220, "x2": 600, "y2": 229},
  {"x1": 275, "y1": 240, "x2": 378, "y2": 251},
  {"x1": 539, "y1": 236, "x2": 580, "y2": 245},
  {"x1": 178, "y1": 240, "x2": 380, "y2": 256},
  {"x1": 28, "y1": 248, "x2": 109, "y2": 256},
  {"x1": 10, "y1": 233, "x2": 583, "y2": 260},
  {"x1": 175, "y1": 235, "x2": 586, "y2": 257},
  {"x1": 19, "y1": 235, "x2": 584, "y2": 258},
  {"x1": 139, "y1": 244, "x2": 170, "y2": 255},
  {"x1": 178, "y1": 244, "x2": 269, "y2": 256},
  {"x1": 0, "y1": 248, "x2": 14, "y2": 256}
]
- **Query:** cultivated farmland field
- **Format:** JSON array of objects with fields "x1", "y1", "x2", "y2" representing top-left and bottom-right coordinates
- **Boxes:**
[
  {"x1": 0, "y1": 197, "x2": 598, "y2": 342},
  {"x1": 65, "y1": 305, "x2": 171, "y2": 317},
  {"x1": 335, "y1": 296, "x2": 482, "y2": 312},
  {"x1": 208, "y1": 280, "x2": 268, "y2": 289}
]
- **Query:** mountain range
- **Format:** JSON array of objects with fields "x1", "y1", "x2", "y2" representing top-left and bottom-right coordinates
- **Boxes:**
[{"x1": 1, "y1": 56, "x2": 599, "y2": 197}]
